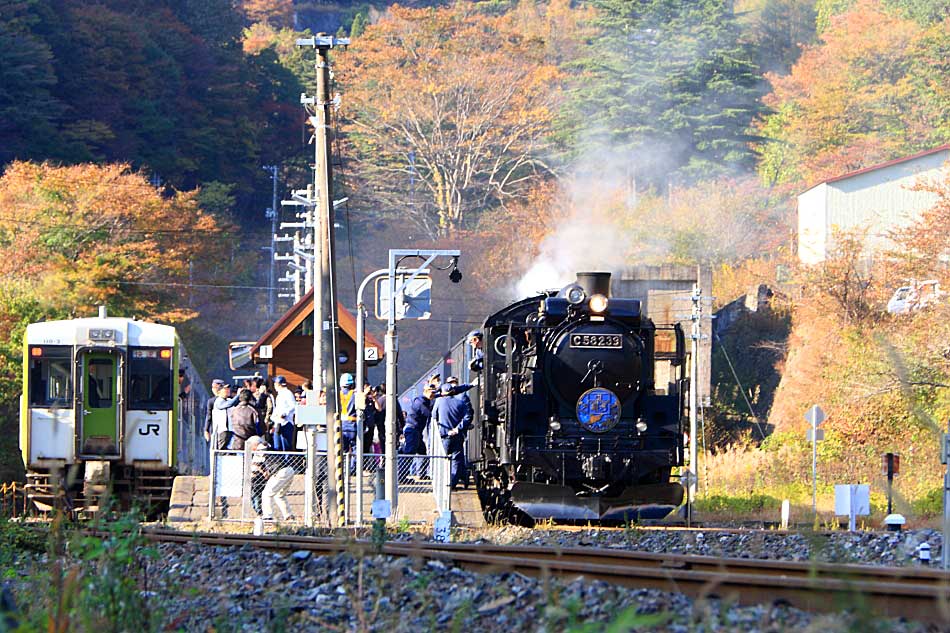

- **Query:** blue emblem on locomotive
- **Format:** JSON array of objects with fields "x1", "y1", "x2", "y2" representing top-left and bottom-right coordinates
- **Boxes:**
[{"x1": 576, "y1": 388, "x2": 620, "y2": 433}]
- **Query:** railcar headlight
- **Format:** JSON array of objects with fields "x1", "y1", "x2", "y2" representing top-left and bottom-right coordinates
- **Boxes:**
[
  {"x1": 636, "y1": 421, "x2": 648, "y2": 433},
  {"x1": 589, "y1": 294, "x2": 608, "y2": 314},
  {"x1": 566, "y1": 285, "x2": 586, "y2": 305}
]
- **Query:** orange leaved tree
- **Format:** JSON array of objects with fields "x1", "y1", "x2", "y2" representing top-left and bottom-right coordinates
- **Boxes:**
[
  {"x1": 0, "y1": 161, "x2": 227, "y2": 321},
  {"x1": 756, "y1": 0, "x2": 950, "y2": 187},
  {"x1": 337, "y1": 4, "x2": 562, "y2": 236}
]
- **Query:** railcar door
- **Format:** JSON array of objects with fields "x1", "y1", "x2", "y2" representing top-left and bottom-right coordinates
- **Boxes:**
[{"x1": 80, "y1": 352, "x2": 120, "y2": 456}]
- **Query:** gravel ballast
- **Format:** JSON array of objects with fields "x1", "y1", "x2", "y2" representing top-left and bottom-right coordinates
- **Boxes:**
[{"x1": 6, "y1": 526, "x2": 950, "y2": 631}]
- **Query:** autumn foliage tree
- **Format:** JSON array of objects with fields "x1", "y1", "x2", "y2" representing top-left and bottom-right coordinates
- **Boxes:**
[
  {"x1": 886, "y1": 173, "x2": 950, "y2": 286},
  {"x1": 0, "y1": 162, "x2": 230, "y2": 478},
  {"x1": 756, "y1": 0, "x2": 950, "y2": 186},
  {"x1": 0, "y1": 162, "x2": 226, "y2": 321},
  {"x1": 337, "y1": 4, "x2": 562, "y2": 235}
]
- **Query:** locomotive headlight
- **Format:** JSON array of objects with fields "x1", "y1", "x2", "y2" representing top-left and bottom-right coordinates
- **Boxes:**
[
  {"x1": 566, "y1": 285, "x2": 586, "y2": 305},
  {"x1": 589, "y1": 294, "x2": 608, "y2": 314},
  {"x1": 636, "y1": 421, "x2": 648, "y2": 433}
]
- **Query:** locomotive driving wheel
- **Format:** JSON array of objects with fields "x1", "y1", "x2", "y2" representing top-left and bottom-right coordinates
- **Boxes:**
[{"x1": 476, "y1": 465, "x2": 534, "y2": 527}]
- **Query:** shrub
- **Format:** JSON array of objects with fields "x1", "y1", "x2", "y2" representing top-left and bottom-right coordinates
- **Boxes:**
[
  {"x1": 695, "y1": 493, "x2": 778, "y2": 514},
  {"x1": 913, "y1": 487, "x2": 943, "y2": 517}
]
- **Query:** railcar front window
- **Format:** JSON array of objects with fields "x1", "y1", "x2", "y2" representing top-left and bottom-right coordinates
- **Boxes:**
[
  {"x1": 29, "y1": 346, "x2": 72, "y2": 407},
  {"x1": 128, "y1": 348, "x2": 172, "y2": 410},
  {"x1": 87, "y1": 358, "x2": 114, "y2": 408}
]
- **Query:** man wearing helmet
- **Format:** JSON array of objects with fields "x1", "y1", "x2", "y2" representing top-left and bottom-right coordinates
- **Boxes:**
[{"x1": 339, "y1": 373, "x2": 358, "y2": 456}]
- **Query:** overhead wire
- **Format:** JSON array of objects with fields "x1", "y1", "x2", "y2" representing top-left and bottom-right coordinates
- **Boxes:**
[{"x1": 326, "y1": 69, "x2": 358, "y2": 299}]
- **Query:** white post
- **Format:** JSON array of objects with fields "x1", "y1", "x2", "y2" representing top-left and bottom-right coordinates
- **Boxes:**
[
  {"x1": 848, "y1": 484, "x2": 857, "y2": 531},
  {"x1": 812, "y1": 424, "x2": 818, "y2": 519},
  {"x1": 304, "y1": 426, "x2": 315, "y2": 527},
  {"x1": 688, "y1": 282, "x2": 700, "y2": 519}
]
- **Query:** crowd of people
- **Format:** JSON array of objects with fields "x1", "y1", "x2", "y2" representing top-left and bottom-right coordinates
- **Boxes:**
[{"x1": 205, "y1": 330, "x2": 485, "y2": 520}]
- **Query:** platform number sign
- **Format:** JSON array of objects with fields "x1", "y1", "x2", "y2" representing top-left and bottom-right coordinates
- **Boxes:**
[{"x1": 364, "y1": 346, "x2": 379, "y2": 362}]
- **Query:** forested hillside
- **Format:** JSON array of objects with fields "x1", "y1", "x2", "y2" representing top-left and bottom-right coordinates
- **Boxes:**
[{"x1": 5, "y1": 0, "x2": 950, "y2": 511}]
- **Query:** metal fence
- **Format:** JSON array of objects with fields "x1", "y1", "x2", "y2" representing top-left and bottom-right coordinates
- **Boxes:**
[
  {"x1": 342, "y1": 453, "x2": 451, "y2": 525},
  {"x1": 209, "y1": 448, "x2": 449, "y2": 526},
  {"x1": 209, "y1": 449, "x2": 329, "y2": 525}
]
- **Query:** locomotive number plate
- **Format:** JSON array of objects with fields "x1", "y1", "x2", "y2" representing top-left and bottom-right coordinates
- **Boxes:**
[{"x1": 569, "y1": 334, "x2": 622, "y2": 349}]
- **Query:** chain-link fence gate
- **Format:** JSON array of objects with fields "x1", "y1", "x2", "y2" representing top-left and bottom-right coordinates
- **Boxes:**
[
  {"x1": 209, "y1": 448, "x2": 449, "y2": 526},
  {"x1": 342, "y1": 453, "x2": 451, "y2": 525},
  {"x1": 209, "y1": 449, "x2": 330, "y2": 526}
]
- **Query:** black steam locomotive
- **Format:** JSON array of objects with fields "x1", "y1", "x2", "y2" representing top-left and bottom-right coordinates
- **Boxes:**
[{"x1": 466, "y1": 272, "x2": 688, "y2": 523}]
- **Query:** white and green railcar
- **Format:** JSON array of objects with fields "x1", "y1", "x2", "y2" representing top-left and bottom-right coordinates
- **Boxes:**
[{"x1": 20, "y1": 306, "x2": 208, "y2": 513}]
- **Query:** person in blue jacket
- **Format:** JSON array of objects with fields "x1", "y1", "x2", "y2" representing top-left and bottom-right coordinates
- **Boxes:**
[{"x1": 432, "y1": 382, "x2": 473, "y2": 488}]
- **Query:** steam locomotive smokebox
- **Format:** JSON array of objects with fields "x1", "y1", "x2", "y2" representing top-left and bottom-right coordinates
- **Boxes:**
[{"x1": 576, "y1": 272, "x2": 612, "y2": 298}]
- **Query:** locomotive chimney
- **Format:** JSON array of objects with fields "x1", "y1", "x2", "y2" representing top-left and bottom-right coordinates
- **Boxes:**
[
  {"x1": 98, "y1": 305, "x2": 107, "y2": 319},
  {"x1": 575, "y1": 272, "x2": 612, "y2": 298}
]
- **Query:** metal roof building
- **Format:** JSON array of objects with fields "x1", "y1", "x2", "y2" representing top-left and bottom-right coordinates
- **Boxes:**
[{"x1": 798, "y1": 145, "x2": 950, "y2": 264}]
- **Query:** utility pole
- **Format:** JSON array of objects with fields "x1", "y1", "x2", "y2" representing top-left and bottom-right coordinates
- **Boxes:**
[
  {"x1": 263, "y1": 165, "x2": 279, "y2": 317},
  {"x1": 298, "y1": 34, "x2": 348, "y2": 525}
]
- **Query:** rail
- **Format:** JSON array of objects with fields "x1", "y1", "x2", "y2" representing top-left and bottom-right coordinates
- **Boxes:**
[{"x1": 140, "y1": 528, "x2": 950, "y2": 625}]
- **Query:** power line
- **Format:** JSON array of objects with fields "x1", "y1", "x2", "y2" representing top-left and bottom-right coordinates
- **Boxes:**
[
  {"x1": 103, "y1": 280, "x2": 272, "y2": 291},
  {"x1": 0, "y1": 214, "x2": 251, "y2": 236}
]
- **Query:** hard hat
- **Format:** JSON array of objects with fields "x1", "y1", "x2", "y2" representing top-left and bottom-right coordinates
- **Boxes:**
[{"x1": 340, "y1": 373, "x2": 355, "y2": 388}]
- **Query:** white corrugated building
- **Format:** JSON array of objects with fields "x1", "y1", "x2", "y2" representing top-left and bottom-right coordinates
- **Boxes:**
[{"x1": 798, "y1": 145, "x2": 950, "y2": 264}]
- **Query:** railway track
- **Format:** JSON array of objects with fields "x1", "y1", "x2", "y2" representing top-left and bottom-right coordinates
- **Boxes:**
[{"x1": 143, "y1": 528, "x2": 950, "y2": 624}]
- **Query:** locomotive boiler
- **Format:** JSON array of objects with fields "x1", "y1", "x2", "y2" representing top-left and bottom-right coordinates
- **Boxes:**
[{"x1": 422, "y1": 272, "x2": 689, "y2": 523}]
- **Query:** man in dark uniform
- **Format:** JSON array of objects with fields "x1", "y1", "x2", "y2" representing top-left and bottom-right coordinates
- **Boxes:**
[
  {"x1": 401, "y1": 384, "x2": 435, "y2": 455},
  {"x1": 399, "y1": 383, "x2": 435, "y2": 481},
  {"x1": 469, "y1": 331, "x2": 484, "y2": 372},
  {"x1": 432, "y1": 383, "x2": 473, "y2": 488}
]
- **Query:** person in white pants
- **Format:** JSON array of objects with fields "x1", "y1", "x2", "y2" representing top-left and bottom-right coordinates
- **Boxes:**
[{"x1": 262, "y1": 464, "x2": 296, "y2": 521}]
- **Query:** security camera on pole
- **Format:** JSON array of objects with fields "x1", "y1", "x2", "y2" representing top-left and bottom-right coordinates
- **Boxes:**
[
  {"x1": 380, "y1": 249, "x2": 462, "y2": 518},
  {"x1": 353, "y1": 266, "x2": 430, "y2": 526}
]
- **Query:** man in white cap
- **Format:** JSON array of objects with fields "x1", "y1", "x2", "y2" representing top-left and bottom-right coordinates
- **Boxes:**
[{"x1": 270, "y1": 376, "x2": 296, "y2": 451}]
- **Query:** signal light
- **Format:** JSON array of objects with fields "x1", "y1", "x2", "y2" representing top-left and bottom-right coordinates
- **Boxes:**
[
  {"x1": 31, "y1": 347, "x2": 42, "y2": 357},
  {"x1": 160, "y1": 349, "x2": 172, "y2": 359}
]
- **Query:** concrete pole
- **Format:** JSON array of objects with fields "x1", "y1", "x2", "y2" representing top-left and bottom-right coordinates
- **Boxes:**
[
  {"x1": 313, "y1": 43, "x2": 341, "y2": 526},
  {"x1": 265, "y1": 165, "x2": 278, "y2": 318},
  {"x1": 293, "y1": 233, "x2": 302, "y2": 304},
  {"x1": 355, "y1": 302, "x2": 365, "y2": 526}
]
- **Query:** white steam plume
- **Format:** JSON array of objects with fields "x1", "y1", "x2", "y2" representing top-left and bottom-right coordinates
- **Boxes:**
[
  {"x1": 514, "y1": 144, "x2": 665, "y2": 299},
  {"x1": 516, "y1": 216, "x2": 632, "y2": 297}
]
